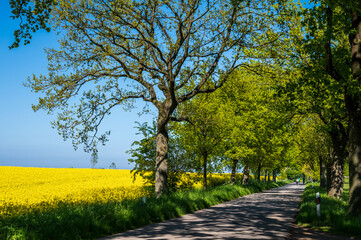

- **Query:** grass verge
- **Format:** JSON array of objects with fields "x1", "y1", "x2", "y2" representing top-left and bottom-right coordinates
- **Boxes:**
[
  {"x1": 296, "y1": 179, "x2": 361, "y2": 238},
  {"x1": 0, "y1": 180, "x2": 286, "y2": 240}
]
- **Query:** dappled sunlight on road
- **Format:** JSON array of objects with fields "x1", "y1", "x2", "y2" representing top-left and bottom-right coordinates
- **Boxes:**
[{"x1": 100, "y1": 183, "x2": 305, "y2": 240}]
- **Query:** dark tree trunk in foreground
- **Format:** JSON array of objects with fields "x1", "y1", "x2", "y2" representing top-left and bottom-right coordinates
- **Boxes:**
[
  {"x1": 272, "y1": 169, "x2": 277, "y2": 182},
  {"x1": 347, "y1": 10, "x2": 361, "y2": 215},
  {"x1": 243, "y1": 166, "x2": 250, "y2": 185},
  {"x1": 347, "y1": 115, "x2": 361, "y2": 214},
  {"x1": 155, "y1": 114, "x2": 170, "y2": 197},
  {"x1": 328, "y1": 122, "x2": 347, "y2": 199},
  {"x1": 231, "y1": 159, "x2": 239, "y2": 183},
  {"x1": 328, "y1": 154, "x2": 345, "y2": 199},
  {"x1": 320, "y1": 156, "x2": 327, "y2": 188},
  {"x1": 322, "y1": 5, "x2": 361, "y2": 213},
  {"x1": 323, "y1": 6, "x2": 346, "y2": 199},
  {"x1": 203, "y1": 150, "x2": 208, "y2": 191}
]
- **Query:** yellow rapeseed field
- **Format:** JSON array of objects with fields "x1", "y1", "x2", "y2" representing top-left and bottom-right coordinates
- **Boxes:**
[
  {"x1": 0, "y1": 167, "x2": 147, "y2": 217},
  {"x1": 0, "y1": 167, "x2": 250, "y2": 217}
]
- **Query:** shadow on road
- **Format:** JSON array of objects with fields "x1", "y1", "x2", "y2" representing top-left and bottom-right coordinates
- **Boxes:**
[{"x1": 100, "y1": 183, "x2": 305, "y2": 239}]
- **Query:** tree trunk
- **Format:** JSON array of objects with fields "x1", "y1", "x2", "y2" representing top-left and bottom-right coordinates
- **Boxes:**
[
  {"x1": 326, "y1": 162, "x2": 332, "y2": 194},
  {"x1": 230, "y1": 159, "x2": 238, "y2": 183},
  {"x1": 328, "y1": 155, "x2": 345, "y2": 199},
  {"x1": 302, "y1": 173, "x2": 305, "y2": 185},
  {"x1": 155, "y1": 116, "x2": 169, "y2": 197},
  {"x1": 320, "y1": 156, "x2": 327, "y2": 188},
  {"x1": 203, "y1": 150, "x2": 208, "y2": 191},
  {"x1": 347, "y1": 10, "x2": 361, "y2": 215},
  {"x1": 264, "y1": 169, "x2": 268, "y2": 182},
  {"x1": 267, "y1": 170, "x2": 271, "y2": 182},
  {"x1": 328, "y1": 122, "x2": 347, "y2": 199},
  {"x1": 348, "y1": 115, "x2": 361, "y2": 214},
  {"x1": 242, "y1": 166, "x2": 250, "y2": 185},
  {"x1": 257, "y1": 163, "x2": 261, "y2": 181},
  {"x1": 272, "y1": 169, "x2": 277, "y2": 182}
]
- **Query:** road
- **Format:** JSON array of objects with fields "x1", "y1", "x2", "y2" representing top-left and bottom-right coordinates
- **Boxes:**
[{"x1": 100, "y1": 183, "x2": 305, "y2": 239}]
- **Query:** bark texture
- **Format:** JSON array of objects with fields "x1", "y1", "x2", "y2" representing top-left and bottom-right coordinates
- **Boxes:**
[
  {"x1": 155, "y1": 117, "x2": 169, "y2": 197},
  {"x1": 320, "y1": 156, "x2": 327, "y2": 188},
  {"x1": 347, "y1": 11, "x2": 361, "y2": 215},
  {"x1": 328, "y1": 156, "x2": 345, "y2": 199},
  {"x1": 243, "y1": 166, "x2": 250, "y2": 185},
  {"x1": 326, "y1": 163, "x2": 332, "y2": 194},
  {"x1": 155, "y1": 100, "x2": 178, "y2": 197},
  {"x1": 257, "y1": 163, "x2": 261, "y2": 181},
  {"x1": 231, "y1": 159, "x2": 238, "y2": 183},
  {"x1": 348, "y1": 116, "x2": 361, "y2": 214},
  {"x1": 203, "y1": 150, "x2": 208, "y2": 191},
  {"x1": 328, "y1": 122, "x2": 347, "y2": 199},
  {"x1": 272, "y1": 169, "x2": 277, "y2": 182}
]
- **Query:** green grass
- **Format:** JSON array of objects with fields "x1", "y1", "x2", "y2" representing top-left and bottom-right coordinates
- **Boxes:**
[
  {"x1": 0, "y1": 180, "x2": 286, "y2": 240},
  {"x1": 296, "y1": 178, "x2": 361, "y2": 238}
]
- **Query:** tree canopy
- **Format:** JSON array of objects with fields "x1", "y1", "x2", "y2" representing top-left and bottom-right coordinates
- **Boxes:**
[{"x1": 25, "y1": 0, "x2": 298, "y2": 196}]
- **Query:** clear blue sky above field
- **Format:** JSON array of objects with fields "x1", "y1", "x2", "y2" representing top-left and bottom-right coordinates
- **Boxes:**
[{"x1": 0, "y1": 2, "x2": 154, "y2": 169}]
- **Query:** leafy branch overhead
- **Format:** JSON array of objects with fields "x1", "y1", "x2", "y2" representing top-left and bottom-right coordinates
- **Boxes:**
[
  {"x1": 19, "y1": 0, "x2": 301, "y2": 196},
  {"x1": 9, "y1": 0, "x2": 55, "y2": 49},
  {"x1": 26, "y1": 0, "x2": 294, "y2": 153}
]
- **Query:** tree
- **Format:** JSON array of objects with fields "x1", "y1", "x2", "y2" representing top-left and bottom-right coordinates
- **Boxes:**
[
  {"x1": 292, "y1": 114, "x2": 332, "y2": 186},
  {"x1": 347, "y1": 5, "x2": 361, "y2": 216},
  {"x1": 216, "y1": 71, "x2": 257, "y2": 184},
  {"x1": 300, "y1": 1, "x2": 361, "y2": 211},
  {"x1": 9, "y1": 0, "x2": 55, "y2": 49},
  {"x1": 109, "y1": 162, "x2": 117, "y2": 169},
  {"x1": 172, "y1": 91, "x2": 228, "y2": 190},
  {"x1": 206, "y1": 67, "x2": 297, "y2": 184},
  {"x1": 127, "y1": 121, "x2": 157, "y2": 180},
  {"x1": 27, "y1": 0, "x2": 296, "y2": 196},
  {"x1": 274, "y1": 1, "x2": 349, "y2": 199},
  {"x1": 128, "y1": 121, "x2": 196, "y2": 192},
  {"x1": 288, "y1": 62, "x2": 348, "y2": 198},
  {"x1": 90, "y1": 152, "x2": 98, "y2": 168}
]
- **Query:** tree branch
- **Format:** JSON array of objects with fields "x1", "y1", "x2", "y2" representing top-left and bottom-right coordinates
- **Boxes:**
[{"x1": 324, "y1": 6, "x2": 343, "y2": 81}]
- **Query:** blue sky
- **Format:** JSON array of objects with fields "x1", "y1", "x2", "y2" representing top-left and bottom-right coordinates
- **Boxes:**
[{"x1": 0, "y1": 2, "x2": 154, "y2": 169}]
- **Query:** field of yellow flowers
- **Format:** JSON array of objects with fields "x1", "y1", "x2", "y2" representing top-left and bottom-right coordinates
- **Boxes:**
[
  {"x1": 0, "y1": 167, "x2": 148, "y2": 217},
  {"x1": 0, "y1": 166, "x2": 284, "y2": 240},
  {"x1": 0, "y1": 166, "x2": 248, "y2": 218}
]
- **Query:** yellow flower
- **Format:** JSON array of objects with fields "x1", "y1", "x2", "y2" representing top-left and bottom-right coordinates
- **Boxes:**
[{"x1": 0, "y1": 167, "x2": 146, "y2": 216}]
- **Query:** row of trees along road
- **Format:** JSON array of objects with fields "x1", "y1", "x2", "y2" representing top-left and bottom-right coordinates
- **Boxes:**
[
  {"x1": 293, "y1": 0, "x2": 361, "y2": 215},
  {"x1": 9, "y1": 0, "x2": 361, "y2": 214},
  {"x1": 170, "y1": 68, "x2": 297, "y2": 190},
  {"x1": 128, "y1": 67, "x2": 300, "y2": 192}
]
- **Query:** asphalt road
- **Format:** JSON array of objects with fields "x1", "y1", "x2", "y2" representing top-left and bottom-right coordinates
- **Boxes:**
[{"x1": 100, "y1": 183, "x2": 306, "y2": 240}]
